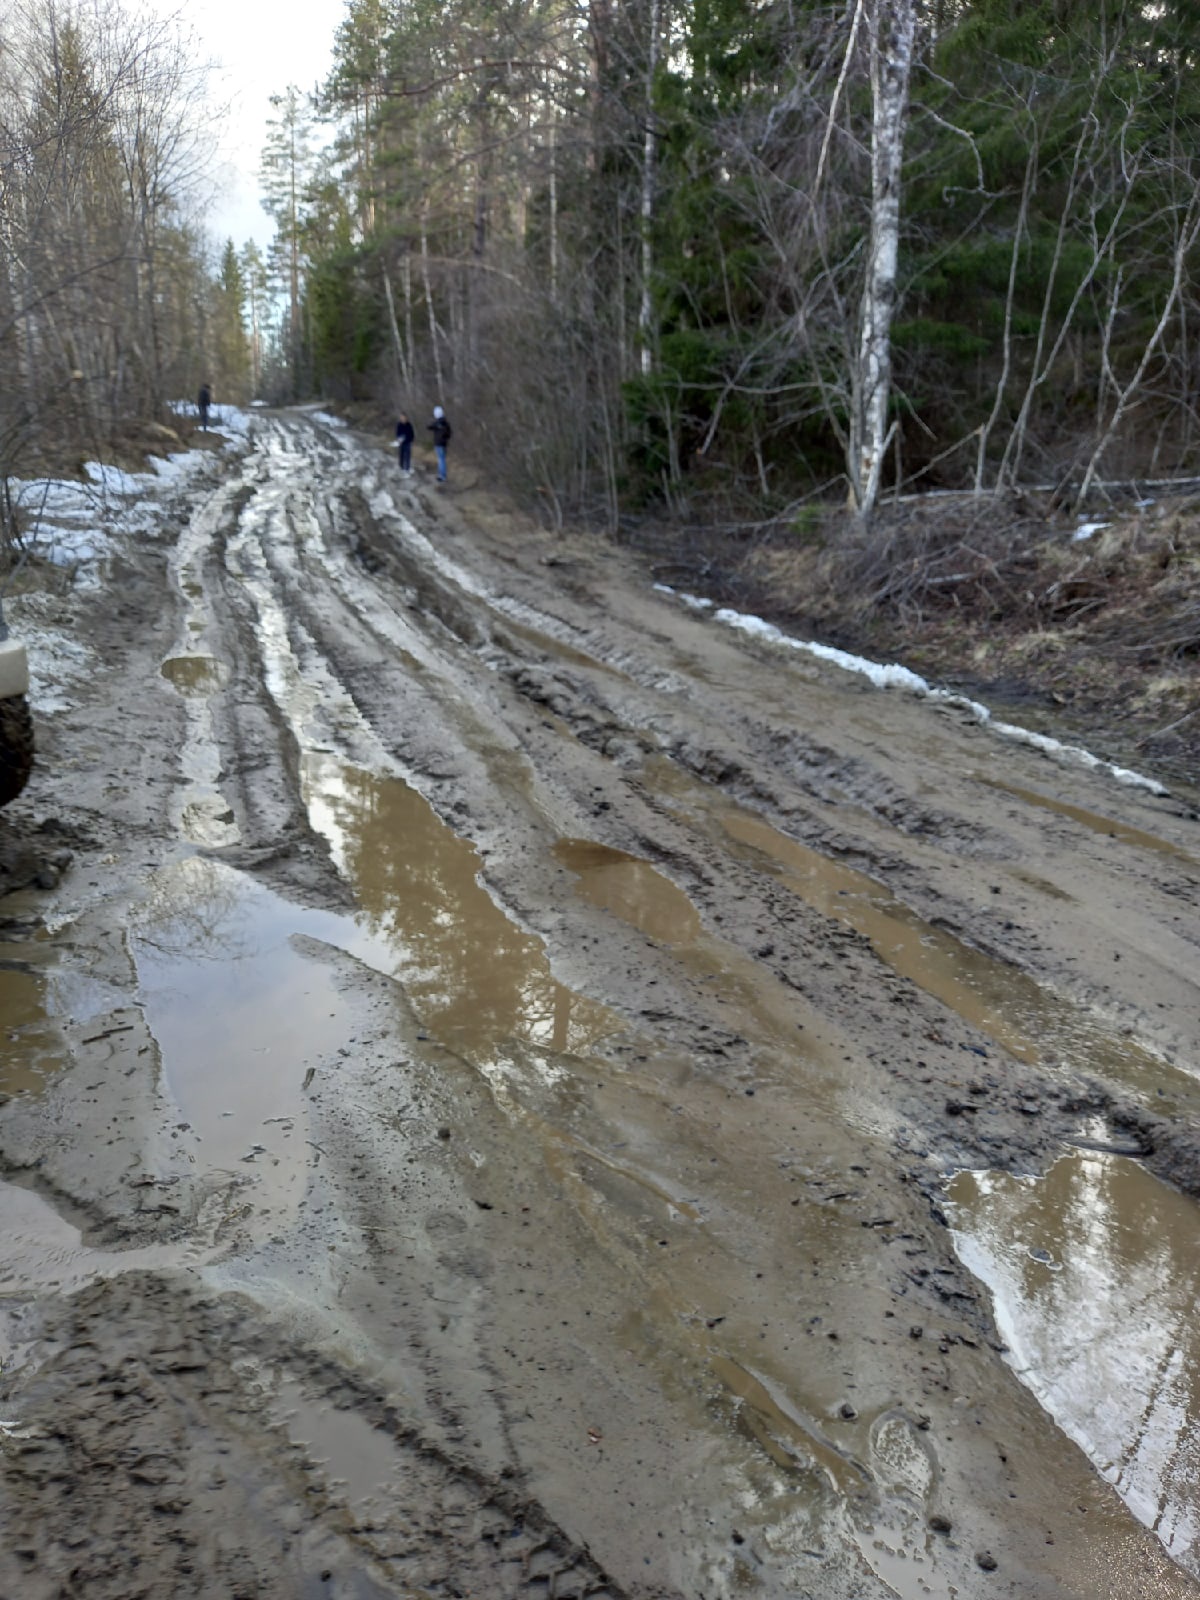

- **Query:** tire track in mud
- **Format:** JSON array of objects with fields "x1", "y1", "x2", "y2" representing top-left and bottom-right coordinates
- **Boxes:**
[
  {"x1": 7, "y1": 412, "x2": 1200, "y2": 1600},
  {"x1": 203, "y1": 417, "x2": 1200, "y2": 1281},
  {"x1": 168, "y1": 423, "x2": 1025, "y2": 1596},
  {"x1": 0, "y1": 1273, "x2": 645, "y2": 1600},
  {"x1": 297, "y1": 446, "x2": 1200, "y2": 1189}
]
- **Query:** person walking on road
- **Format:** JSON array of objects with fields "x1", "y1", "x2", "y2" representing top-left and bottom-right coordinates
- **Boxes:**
[
  {"x1": 197, "y1": 383, "x2": 212, "y2": 431},
  {"x1": 395, "y1": 411, "x2": 415, "y2": 474},
  {"x1": 428, "y1": 405, "x2": 451, "y2": 484}
]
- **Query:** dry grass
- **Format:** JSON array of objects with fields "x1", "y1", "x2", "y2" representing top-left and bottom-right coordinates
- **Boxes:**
[{"x1": 640, "y1": 493, "x2": 1200, "y2": 789}]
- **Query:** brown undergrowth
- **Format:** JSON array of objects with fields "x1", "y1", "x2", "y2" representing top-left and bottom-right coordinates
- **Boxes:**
[{"x1": 636, "y1": 493, "x2": 1200, "y2": 793}]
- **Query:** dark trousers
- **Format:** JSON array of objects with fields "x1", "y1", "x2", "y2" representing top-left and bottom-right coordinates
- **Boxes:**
[{"x1": 399, "y1": 440, "x2": 412, "y2": 471}]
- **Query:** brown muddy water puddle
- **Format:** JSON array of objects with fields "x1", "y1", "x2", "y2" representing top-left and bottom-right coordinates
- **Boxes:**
[
  {"x1": 130, "y1": 856, "x2": 377, "y2": 1215},
  {"x1": 553, "y1": 838, "x2": 701, "y2": 945},
  {"x1": 127, "y1": 763, "x2": 619, "y2": 1220},
  {"x1": 651, "y1": 765, "x2": 1200, "y2": 1113},
  {"x1": 126, "y1": 761, "x2": 971, "y2": 1592},
  {"x1": 0, "y1": 959, "x2": 60, "y2": 1100},
  {"x1": 0, "y1": 1181, "x2": 179, "y2": 1310},
  {"x1": 977, "y1": 774, "x2": 1200, "y2": 868},
  {"x1": 302, "y1": 753, "x2": 616, "y2": 1061},
  {"x1": 947, "y1": 1150, "x2": 1200, "y2": 1576}
]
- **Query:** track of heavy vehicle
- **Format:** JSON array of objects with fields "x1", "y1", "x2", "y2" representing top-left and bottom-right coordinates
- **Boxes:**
[{"x1": 2, "y1": 410, "x2": 1199, "y2": 1600}]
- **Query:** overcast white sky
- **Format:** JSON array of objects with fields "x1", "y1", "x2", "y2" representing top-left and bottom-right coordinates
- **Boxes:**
[{"x1": 173, "y1": 0, "x2": 346, "y2": 252}]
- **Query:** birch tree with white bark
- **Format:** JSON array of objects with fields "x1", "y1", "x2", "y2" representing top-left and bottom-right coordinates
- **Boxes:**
[{"x1": 848, "y1": 0, "x2": 917, "y2": 520}]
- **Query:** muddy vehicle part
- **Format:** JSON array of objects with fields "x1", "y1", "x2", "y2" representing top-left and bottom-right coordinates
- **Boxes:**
[{"x1": 0, "y1": 632, "x2": 34, "y2": 805}]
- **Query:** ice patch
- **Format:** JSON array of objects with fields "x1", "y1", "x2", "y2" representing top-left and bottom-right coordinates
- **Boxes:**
[
  {"x1": 1073, "y1": 520, "x2": 1109, "y2": 542},
  {"x1": 310, "y1": 410, "x2": 347, "y2": 430},
  {"x1": 655, "y1": 585, "x2": 1168, "y2": 796}
]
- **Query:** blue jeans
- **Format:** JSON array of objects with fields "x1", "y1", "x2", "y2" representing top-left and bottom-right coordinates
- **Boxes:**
[
  {"x1": 435, "y1": 444, "x2": 447, "y2": 481},
  {"x1": 399, "y1": 440, "x2": 411, "y2": 471}
]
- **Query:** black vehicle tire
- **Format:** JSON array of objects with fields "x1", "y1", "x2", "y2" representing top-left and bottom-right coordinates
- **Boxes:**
[{"x1": 0, "y1": 694, "x2": 35, "y2": 806}]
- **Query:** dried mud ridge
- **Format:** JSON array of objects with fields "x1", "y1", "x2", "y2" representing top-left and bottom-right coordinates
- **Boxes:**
[{"x1": 2, "y1": 411, "x2": 1199, "y2": 1599}]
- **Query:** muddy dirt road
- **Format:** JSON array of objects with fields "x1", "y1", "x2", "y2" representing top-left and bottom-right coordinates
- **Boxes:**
[{"x1": 2, "y1": 409, "x2": 1200, "y2": 1599}]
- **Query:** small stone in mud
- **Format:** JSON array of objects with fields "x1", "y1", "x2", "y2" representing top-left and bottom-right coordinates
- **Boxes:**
[
  {"x1": 909, "y1": 1325, "x2": 924, "y2": 1339},
  {"x1": 976, "y1": 1550, "x2": 998, "y2": 1571},
  {"x1": 839, "y1": 1402, "x2": 857, "y2": 1419},
  {"x1": 437, "y1": 1126, "x2": 452, "y2": 1140},
  {"x1": 928, "y1": 1514, "x2": 952, "y2": 1534}
]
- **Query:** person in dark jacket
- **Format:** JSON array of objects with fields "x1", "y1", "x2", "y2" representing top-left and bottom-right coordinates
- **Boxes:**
[
  {"x1": 428, "y1": 405, "x2": 451, "y2": 483},
  {"x1": 395, "y1": 412, "x2": 415, "y2": 473},
  {"x1": 198, "y1": 383, "x2": 211, "y2": 430}
]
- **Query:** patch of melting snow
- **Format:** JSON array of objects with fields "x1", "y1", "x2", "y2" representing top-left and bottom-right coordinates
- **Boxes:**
[
  {"x1": 1073, "y1": 519, "x2": 1110, "y2": 541},
  {"x1": 654, "y1": 585, "x2": 1168, "y2": 795},
  {"x1": 5, "y1": 603, "x2": 95, "y2": 712},
  {"x1": 83, "y1": 461, "x2": 145, "y2": 496},
  {"x1": 946, "y1": 1152, "x2": 1200, "y2": 1576},
  {"x1": 3, "y1": 409, "x2": 254, "y2": 595}
]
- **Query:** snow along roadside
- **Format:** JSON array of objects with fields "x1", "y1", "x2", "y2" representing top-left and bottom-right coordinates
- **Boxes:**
[{"x1": 653, "y1": 584, "x2": 1168, "y2": 797}]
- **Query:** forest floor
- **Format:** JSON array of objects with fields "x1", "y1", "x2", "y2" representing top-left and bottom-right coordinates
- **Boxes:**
[{"x1": 1, "y1": 410, "x2": 1199, "y2": 1600}]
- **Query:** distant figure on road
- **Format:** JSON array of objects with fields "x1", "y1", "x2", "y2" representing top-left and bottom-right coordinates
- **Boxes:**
[
  {"x1": 197, "y1": 383, "x2": 212, "y2": 431},
  {"x1": 395, "y1": 411, "x2": 415, "y2": 474},
  {"x1": 428, "y1": 405, "x2": 451, "y2": 484}
]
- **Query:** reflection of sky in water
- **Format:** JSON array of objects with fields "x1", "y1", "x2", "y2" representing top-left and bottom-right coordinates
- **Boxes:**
[
  {"x1": 947, "y1": 1154, "x2": 1200, "y2": 1572},
  {"x1": 132, "y1": 858, "x2": 372, "y2": 1201},
  {"x1": 302, "y1": 754, "x2": 616, "y2": 1061}
]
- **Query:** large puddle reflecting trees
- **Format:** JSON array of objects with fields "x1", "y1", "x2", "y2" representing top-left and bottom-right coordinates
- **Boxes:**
[
  {"x1": 948, "y1": 1152, "x2": 1200, "y2": 1574},
  {"x1": 303, "y1": 754, "x2": 616, "y2": 1061}
]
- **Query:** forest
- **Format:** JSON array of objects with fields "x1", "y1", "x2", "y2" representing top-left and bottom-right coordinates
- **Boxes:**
[
  {"x1": 0, "y1": 0, "x2": 257, "y2": 519},
  {"x1": 5, "y1": 0, "x2": 1200, "y2": 533}
]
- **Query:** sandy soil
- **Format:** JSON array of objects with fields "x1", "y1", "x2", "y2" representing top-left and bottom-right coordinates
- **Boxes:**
[{"x1": 1, "y1": 410, "x2": 1199, "y2": 1599}]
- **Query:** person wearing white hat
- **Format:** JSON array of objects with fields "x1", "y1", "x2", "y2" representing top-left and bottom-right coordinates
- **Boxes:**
[{"x1": 428, "y1": 405, "x2": 452, "y2": 483}]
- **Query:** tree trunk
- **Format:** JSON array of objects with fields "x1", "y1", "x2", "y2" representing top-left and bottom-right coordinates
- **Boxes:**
[
  {"x1": 637, "y1": 0, "x2": 662, "y2": 377},
  {"x1": 381, "y1": 257, "x2": 411, "y2": 396},
  {"x1": 849, "y1": 0, "x2": 916, "y2": 520}
]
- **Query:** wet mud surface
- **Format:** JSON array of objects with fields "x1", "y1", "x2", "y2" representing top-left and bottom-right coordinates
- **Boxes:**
[{"x1": 2, "y1": 410, "x2": 1200, "y2": 1598}]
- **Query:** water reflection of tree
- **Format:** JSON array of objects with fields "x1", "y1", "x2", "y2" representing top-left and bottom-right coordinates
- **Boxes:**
[
  {"x1": 323, "y1": 765, "x2": 611, "y2": 1057},
  {"x1": 131, "y1": 857, "x2": 257, "y2": 965},
  {"x1": 0, "y1": 965, "x2": 60, "y2": 1096}
]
